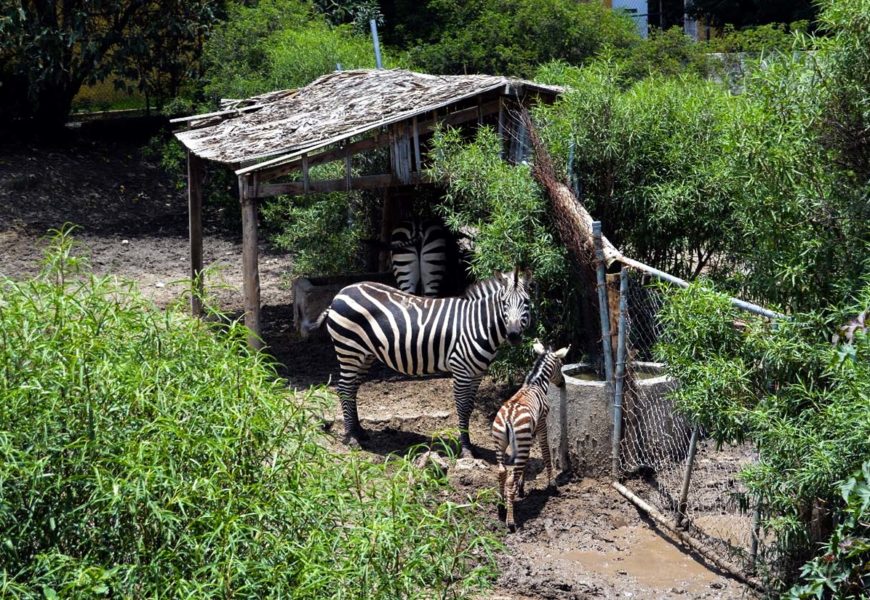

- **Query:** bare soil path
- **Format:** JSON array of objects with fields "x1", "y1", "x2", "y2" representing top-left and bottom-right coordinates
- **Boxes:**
[{"x1": 0, "y1": 131, "x2": 754, "y2": 599}]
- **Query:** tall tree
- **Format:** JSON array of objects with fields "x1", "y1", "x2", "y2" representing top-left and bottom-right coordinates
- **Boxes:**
[
  {"x1": 686, "y1": 0, "x2": 818, "y2": 28},
  {"x1": 0, "y1": 0, "x2": 223, "y2": 128}
]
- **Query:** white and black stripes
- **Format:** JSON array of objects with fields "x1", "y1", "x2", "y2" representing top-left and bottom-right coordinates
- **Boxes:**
[
  {"x1": 323, "y1": 269, "x2": 532, "y2": 457},
  {"x1": 492, "y1": 341, "x2": 569, "y2": 531},
  {"x1": 390, "y1": 219, "x2": 448, "y2": 297}
]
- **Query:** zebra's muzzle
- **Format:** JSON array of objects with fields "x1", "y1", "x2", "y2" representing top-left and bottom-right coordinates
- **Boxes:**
[{"x1": 506, "y1": 331, "x2": 523, "y2": 345}]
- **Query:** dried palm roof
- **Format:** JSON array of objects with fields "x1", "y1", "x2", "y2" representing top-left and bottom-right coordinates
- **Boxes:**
[{"x1": 173, "y1": 69, "x2": 561, "y2": 168}]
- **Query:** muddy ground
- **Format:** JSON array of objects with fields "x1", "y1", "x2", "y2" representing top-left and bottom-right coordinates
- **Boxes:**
[{"x1": 0, "y1": 130, "x2": 755, "y2": 599}]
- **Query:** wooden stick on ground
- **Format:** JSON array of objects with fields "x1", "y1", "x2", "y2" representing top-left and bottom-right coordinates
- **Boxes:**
[{"x1": 612, "y1": 481, "x2": 765, "y2": 593}]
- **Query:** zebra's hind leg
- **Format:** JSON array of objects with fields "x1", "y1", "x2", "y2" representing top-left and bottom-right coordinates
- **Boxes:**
[
  {"x1": 494, "y1": 436, "x2": 509, "y2": 522},
  {"x1": 506, "y1": 465, "x2": 524, "y2": 532},
  {"x1": 497, "y1": 458, "x2": 508, "y2": 522},
  {"x1": 452, "y1": 374, "x2": 483, "y2": 459},
  {"x1": 336, "y1": 353, "x2": 375, "y2": 447},
  {"x1": 536, "y1": 420, "x2": 557, "y2": 494}
]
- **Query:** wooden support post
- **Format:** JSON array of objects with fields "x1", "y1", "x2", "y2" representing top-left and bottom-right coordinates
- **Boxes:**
[
  {"x1": 498, "y1": 97, "x2": 506, "y2": 159},
  {"x1": 345, "y1": 151, "x2": 352, "y2": 191},
  {"x1": 593, "y1": 222, "x2": 615, "y2": 385},
  {"x1": 239, "y1": 174, "x2": 263, "y2": 350},
  {"x1": 606, "y1": 272, "x2": 621, "y2": 369},
  {"x1": 412, "y1": 116, "x2": 421, "y2": 172},
  {"x1": 301, "y1": 154, "x2": 310, "y2": 195},
  {"x1": 187, "y1": 151, "x2": 205, "y2": 317},
  {"x1": 380, "y1": 188, "x2": 399, "y2": 272}
]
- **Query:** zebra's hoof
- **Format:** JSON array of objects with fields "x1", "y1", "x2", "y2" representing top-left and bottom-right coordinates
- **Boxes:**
[
  {"x1": 517, "y1": 487, "x2": 525, "y2": 499},
  {"x1": 344, "y1": 426, "x2": 368, "y2": 444},
  {"x1": 497, "y1": 505, "x2": 507, "y2": 522},
  {"x1": 343, "y1": 434, "x2": 363, "y2": 449},
  {"x1": 507, "y1": 522, "x2": 517, "y2": 533},
  {"x1": 460, "y1": 447, "x2": 475, "y2": 459},
  {"x1": 549, "y1": 484, "x2": 559, "y2": 496}
]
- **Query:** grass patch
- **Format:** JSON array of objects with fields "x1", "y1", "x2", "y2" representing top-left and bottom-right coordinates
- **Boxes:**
[{"x1": 0, "y1": 228, "x2": 499, "y2": 598}]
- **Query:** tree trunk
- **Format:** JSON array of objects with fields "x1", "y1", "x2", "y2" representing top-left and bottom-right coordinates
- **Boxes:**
[{"x1": 33, "y1": 81, "x2": 79, "y2": 132}]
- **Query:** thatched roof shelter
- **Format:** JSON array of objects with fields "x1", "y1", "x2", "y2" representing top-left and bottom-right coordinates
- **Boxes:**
[
  {"x1": 174, "y1": 69, "x2": 561, "y2": 167},
  {"x1": 171, "y1": 68, "x2": 561, "y2": 348}
]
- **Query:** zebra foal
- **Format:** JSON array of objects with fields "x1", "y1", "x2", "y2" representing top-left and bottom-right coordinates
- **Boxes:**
[
  {"x1": 492, "y1": 341, "x2": 569, "y2": 532},
  {"x1": 310, "y1": 269, "x2": 532, "y2": 457}
]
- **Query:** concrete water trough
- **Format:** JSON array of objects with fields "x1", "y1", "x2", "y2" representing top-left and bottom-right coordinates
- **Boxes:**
[{"x1": 546, "y1": 361, "x2": 680, "y2": 477}]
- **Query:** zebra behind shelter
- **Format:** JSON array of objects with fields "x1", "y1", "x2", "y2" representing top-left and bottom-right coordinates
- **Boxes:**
[
  {"x1": 492, "y1": 341, "x2": 568, "y2": 531},
  {"x1": 390, "y1": 219, "x2": 448, "y2": 297},
  {"x1": 310, "y1": 269, "x2": 532, "y2": 457}
]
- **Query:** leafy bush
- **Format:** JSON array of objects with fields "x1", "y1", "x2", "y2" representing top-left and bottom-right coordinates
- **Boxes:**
[
  {"x1": 0, "y1": 1, "x2": 222, "y2": 127},
  {"x1": 535, "y1": 60, "x2": 736, "y2": 281},
  {"x1": 656, "y1": 279, "x2": 870, "y2": 586},
  {"x1": 705, "y1": 21, "x2": 810, "y2": 53},
  {"x1": 815, "y1": 0, "x2": 870, "y2": 185},
  {"x1": 620, "y1": 27, "x2": 713, "y2": 81},
  {"x1": 427, "y1": 125, "x2": 597, "y2": 377},
  {"x1": 406, "y1": 0, "x2": 640, "y2": 77},
  {"x1": 535, "y1": 0, "x2": 869, "y2": 312},
  {"x1": 202, "y1": 0, "x2": 395, "y2": 102},
  {"x1": 790, "y1": 462, "x2": 870, "y2": 599},
  {"x1": 261, "y1": 186, "x2": 368, "y2": 278},
  {"x1": 0, "y1": 229, "x2": 498, "y2": 598}
]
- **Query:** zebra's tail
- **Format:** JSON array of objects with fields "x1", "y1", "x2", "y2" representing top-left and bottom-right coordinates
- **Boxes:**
[
  {"x1": 301, "y1": 308, "x2": 330, "y2": 336},
  {"x1": 506, "y1": 421, "x2": 518, "y2": 466}
]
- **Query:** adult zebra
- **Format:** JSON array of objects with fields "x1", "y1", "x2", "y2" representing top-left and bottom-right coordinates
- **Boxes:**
[
  {"x1": 390, "y1": 219, "x2": 448, "y2": 297},
  {"x1": 310, "y1": 269, "x2": 532, "y2": 457}
]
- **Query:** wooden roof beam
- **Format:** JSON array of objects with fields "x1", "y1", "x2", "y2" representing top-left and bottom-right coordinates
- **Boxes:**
[
  {"x1": 252, "y1": 97, "x2": 503, "y2": 182},
  {"x1": 255, "y1": 172, "x2": 425, "y2": 198}
]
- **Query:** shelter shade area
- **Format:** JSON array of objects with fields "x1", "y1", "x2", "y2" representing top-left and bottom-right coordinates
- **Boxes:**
[{"x1": 173, "y1": 69, "x2": 561, "y2": 348}]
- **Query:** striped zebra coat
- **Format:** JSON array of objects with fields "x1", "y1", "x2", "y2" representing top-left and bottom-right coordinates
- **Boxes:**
[
  {"x1": 313, "y1": 269, "x2": 532, "y2": 457},
  {"x1": 390, "y1": 219, "x2": 448, "y2": 297},
  {"x1": 492, "y1": 341, "x2": 569, "y2": 531}
]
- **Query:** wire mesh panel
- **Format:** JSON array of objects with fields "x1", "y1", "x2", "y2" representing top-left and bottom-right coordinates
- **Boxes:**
[{"x1": 615, "y1": 267, "x2": 768, "y2": 574}]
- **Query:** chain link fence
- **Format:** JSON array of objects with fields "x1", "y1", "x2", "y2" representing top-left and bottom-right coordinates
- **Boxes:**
[
  {"x1": 616, "y1": 267, "x2": 768, "y2": 572},
  {"x1": 589, "y1": 236, "x2": 786, "y2": 587}
]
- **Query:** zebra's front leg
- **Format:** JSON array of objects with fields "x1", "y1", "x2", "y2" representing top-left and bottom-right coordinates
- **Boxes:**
[
  {"x1": 336, "y1": 354, "x2": 374, "y2": 447},
  {"x1": 453, "y1": 374, "x2": 483, "y2": 458}
]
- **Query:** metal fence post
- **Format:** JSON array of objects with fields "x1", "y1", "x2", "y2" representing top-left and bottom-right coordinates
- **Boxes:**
[
  {"x1": 370, "y1": 19, "x2": 383, "y2": 69},
  {"x1": 592, "y1": 222, "x2": 614, "y2": 386},
  {"x1": 612, "y1": 267, "x2": 629, "y2": 479},
  {"x1": 750, "y1": 502, "x2": 762, "y2": 567},
  {"x1": 675, "y1": 424, "x2": 701, "y2": 528}
]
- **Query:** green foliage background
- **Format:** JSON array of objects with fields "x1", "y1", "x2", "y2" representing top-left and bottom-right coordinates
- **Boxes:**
[
  {"x1": 403, "y1": 0, "x2": 640, "y2": 77},
  {"x1": 201, "y1": 0, "x2": 401, "y2": 101}
]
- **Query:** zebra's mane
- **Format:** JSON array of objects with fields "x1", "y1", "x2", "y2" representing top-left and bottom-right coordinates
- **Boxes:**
[
  {"x1": 524, "y1": 351, "x2": 554, "y2": 386},
  {"x1": 463, "y1": 275, "x2": 506, "y2": 299}
]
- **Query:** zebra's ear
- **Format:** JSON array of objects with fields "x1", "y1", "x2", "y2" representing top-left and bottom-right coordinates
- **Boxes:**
[
  {"x1": 553, "y1": 345, "x2": 570, "y2": 359},
  {"x1": 532, "y1": 340, "x2": 546, "y2": 355}
]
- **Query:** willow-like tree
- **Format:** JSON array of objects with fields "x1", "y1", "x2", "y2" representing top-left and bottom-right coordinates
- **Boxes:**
[{"x1": 0, "y1": 0, "x2": 223, "y2": 128}]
